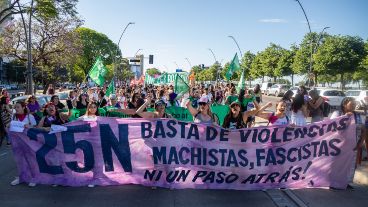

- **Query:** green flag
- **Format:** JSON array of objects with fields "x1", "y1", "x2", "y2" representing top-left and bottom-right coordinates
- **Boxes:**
[
  {"x1": 88, "y1": 57, "x2": 107, "y2": 86},
  {"x1": 174, "y1": 74, "x2": 190, "y2": 96},
  {"x1": 106, "y1": 79, "x2": 115, "y2": 97},
  {"x1": 236, "y1": 69, "x2": 245, "y2": 93},
  {"x1": 225, "y1": 53, "x2": 240, "y2": 80}
]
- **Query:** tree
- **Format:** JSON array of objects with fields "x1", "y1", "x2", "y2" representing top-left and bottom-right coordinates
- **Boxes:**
[
  {"x1": 240, "y1": 51, "x2": 255, "y2": 86},
  {"x1": 146, "y1": 68, "x2": 161, "y2": 76},
  {"x1": 0, "y1": 17, "x2": 82, "y2": 88},
  {"x1": 276, "y1": 46, "x2": 296, "y2": 85},
  {"x1": 72, "y1": 27, "x2": 120, "y2": 82},
  {"x1": 314, "y1": 35, "x2": 366, "y2": 90},
  {"x1": 0, "y1": 0, "x2": 78, "y2": 24}
]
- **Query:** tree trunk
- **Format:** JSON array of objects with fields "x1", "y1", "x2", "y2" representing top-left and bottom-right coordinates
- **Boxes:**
[
  {"x1": 262, "y1": 76, "x2": 264, "y2": 82},
  {"x1": 273, "y1": 76, "x2": 277, "y2": 83},
  {"x1": 340, "y1": 73, "x2": 344, "y2": 91},
  {"x1": 291, "y1": 73, "x2": 294, "y2": 86},
  {"x1": 314, "y1": 72, "x2": 318, "y2": 87}
]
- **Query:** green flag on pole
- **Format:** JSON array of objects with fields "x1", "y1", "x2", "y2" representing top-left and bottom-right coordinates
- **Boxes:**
[
  {"x1": 225, "y1": 53, "x2": 240, "y2": 80},
  {"x1": 236, "y1": 69, "x2": 246, "y2": 93},
  {"x1": 174, "y1": 74, "x2": 190, "y2": 96},
  {"x1": 88, "y1": 57, "x2": 107, "y2": 86},
  {"x1": 106, "y1": 79, "x2": 115, "y2": 97}
]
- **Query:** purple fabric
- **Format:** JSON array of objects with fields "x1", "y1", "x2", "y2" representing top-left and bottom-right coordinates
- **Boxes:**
[
  {"x1": 27, "y1": 102, "x2": 40, "y2": 112},
  {"x1": 9, "y1": 116, "x2": 356, "y2": 190}
]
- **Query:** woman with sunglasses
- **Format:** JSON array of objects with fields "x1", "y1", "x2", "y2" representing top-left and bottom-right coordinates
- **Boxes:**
[
  {"x1": 136, "y1": 96, "x2": 172, "y2": 118},
  {"x1": 186, "y1": 96, "x2": 218, "y2": 125}
]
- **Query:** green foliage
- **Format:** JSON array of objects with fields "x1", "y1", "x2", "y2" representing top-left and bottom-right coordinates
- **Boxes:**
[
  {"x1": 146, "y1": 68, "x2": 161, "y2": 76},
  {"x1": 72, "y1": 27, "x2": 121, "y2": 82},
  {"x1": 0, "y1": 0, "x2": 78, "y2": 24},
  {"x1": 314, "y1": 35, "x2": 365, "y2": 89},
  {"x1": 240, "y1": 51, "x2": 255, "y2": 81}
]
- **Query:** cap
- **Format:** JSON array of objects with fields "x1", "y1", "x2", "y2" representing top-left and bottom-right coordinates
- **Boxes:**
[
  {"x1": 198, "y1": 96, "x2": 209, "y2": 104},
  {"x1": 109, "y1": 94, "x2": 117, "y2": 100},
  {"x1": 230, "y1": 99, "x2": 241, "y2": 107}
]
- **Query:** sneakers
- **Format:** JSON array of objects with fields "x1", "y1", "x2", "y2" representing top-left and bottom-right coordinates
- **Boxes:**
[
  {"x1": 88, "y1": 184, "x2": 95, "y2": 188},
  {"x1": 28, "y1": 182, "x2": 37, "y2": 187},
  {"x1": 10, "y1": 177, "x2": 20, "y2": 186}
]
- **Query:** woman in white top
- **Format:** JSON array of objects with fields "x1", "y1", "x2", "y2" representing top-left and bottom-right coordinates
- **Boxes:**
[
  {"x1": 10, "y1": 101, "x2": 37, "y2": 187},
  {"x1": 12, "y1": 101, "x2": 37, "y2": 128},
  {"x1": 290, "y1": 94, "x2": 308, "y2": 126}
]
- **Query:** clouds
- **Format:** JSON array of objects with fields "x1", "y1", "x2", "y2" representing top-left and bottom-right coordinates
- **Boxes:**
[{"x1": 258, "y1": 19, "x2": 288, "y2": 23}]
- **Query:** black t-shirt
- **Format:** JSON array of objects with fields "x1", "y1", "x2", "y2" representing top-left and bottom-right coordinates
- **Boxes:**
[
  {"x1": 224, "y1": 115, "x2": 246, "y2": 129},
  {"x1": 98, "y1": 98, "x2": 107, "y2": 108},
  {"x1": 76, "y1": 101, "x2": 88, "y2": 109},
  {"x1": 55, "y1": 102, "x2": 65, "y2": 110}
]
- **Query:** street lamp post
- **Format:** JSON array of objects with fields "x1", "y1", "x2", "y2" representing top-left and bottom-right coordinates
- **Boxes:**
[
  {"x1": 134, "y1": 49, "x2": 143, "y2": 56},
  {"x1": 313, "y1": 27, "x2": 330, "y2": 54},
  {"x1": 208, "y1": 48, "x2": 220, "y2": 83},
  {"x1": 185, "y1": 58, "x2": 192, "y2": 70},
  {"x1": 174, "y1": 62, "x2": 180, "y2": 69},
  {"x1": 114, "y1": 22, "x2": 135, "y2": 84},
  {"x1": 294, "y1": 0, "x2": 314, "y2": 87},
  {"x1": 228, "y1": 36, "x2": 243, "y2": 58}
]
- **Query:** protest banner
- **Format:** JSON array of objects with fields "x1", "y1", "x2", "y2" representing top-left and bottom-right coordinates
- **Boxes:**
[
  {"x1": 9, "y1": 116, "x2": 356, "y2": 190},
  {"x1": 145, "y1": 72, "x2": 189, "y2": 85}
]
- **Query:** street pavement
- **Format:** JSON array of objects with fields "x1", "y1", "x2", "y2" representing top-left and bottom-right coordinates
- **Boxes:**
[{"x1": 1, "y1": 93, "x2": 368, "y2": 207}]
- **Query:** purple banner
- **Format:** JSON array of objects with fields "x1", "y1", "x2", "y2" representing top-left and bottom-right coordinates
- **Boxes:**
[{"x1": 10, "y1": 116, "x2": 356, "y2": 190}]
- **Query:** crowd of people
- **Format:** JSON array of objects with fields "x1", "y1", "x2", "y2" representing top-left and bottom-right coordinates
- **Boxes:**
[{"x1": 0, "y1": 82, "x2": 367, "y2": 187}]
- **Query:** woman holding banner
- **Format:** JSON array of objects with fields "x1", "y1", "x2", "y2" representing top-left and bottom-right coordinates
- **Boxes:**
[
  {"x1": 10, "y1": 101, "x2": 37, "y2": 187},
  {"x1": 223, "y1": 100, "x2": 272, "y2": 129},
  {"x1": 186, "y1": 96, "x2": 218, "y2": 125},
  {"x1": 136, "y1": 96, "x2": 172, "y2": 118},
  {"x1": 330, "y1": 97, "x2": 367, "y2": 166},
  {"x1": 37, "y1": 103, "x2": 70, "y2": 131},
  {"x1": 79, "y1": 102, "x2": 100, "y2": 121}
]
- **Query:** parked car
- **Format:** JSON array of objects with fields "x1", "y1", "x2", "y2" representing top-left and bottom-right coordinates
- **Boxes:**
[
  {"x1": 57, "y1": 92, "x2": 69, "y2": 105},
  {"x1": 345, "y1": 90, "x2": 368, "y2": 110},
  {"x1": 261, "y1": 82, "x2": 276, "y2": 94},
  {"x1": 11, "y1": 95, "x2": 51, "y2": 108},
  {"x1": 316, "y1": 89, "x2": 346, "y2": 110},
  {"x1": 266, "y1": 84, "x2": 290, "y2": 96}
]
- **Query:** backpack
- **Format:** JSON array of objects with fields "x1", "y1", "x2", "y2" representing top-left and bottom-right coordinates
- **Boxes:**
[{"x1": 322, "y1": 102, "x2": 331, "y2": 117}]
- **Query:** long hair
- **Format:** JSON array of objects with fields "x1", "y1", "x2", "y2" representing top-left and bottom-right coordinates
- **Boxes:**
[
  {"x1": 340, "y1": 97, "x2": 355, "y2": 114},
  {"x1": 282, "y1": 90, "x2": 294, "y2": 101},
  {"x1": 238, "y1": 89, "x2": 245, "y2": 104},
  {"x1": 86, "y1": 102, "x2": 100, "y2": 116},
  {"x1": 254, "y1": 84, "x2": 261, "y2": 94},
  {"x1": 222, "y1": 109, "x2": 243, "y2": 129},
  {"x1": 291, "y1": 94, "x2": 305, "y2": 113}
]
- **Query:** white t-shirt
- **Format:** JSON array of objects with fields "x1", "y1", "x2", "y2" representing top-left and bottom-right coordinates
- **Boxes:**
[{"x1": 12, "y1": 114, "x2": 37, "y2": 126}]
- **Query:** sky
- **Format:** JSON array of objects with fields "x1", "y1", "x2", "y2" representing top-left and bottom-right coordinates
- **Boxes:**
[{"x1": 77, "y1": 0, "x2": 368, "y2": 74}]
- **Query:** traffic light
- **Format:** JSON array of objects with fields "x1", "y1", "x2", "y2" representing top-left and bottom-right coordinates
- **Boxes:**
[{"x1": 149, "y1": 55, "x2": 154, "y2": 64}]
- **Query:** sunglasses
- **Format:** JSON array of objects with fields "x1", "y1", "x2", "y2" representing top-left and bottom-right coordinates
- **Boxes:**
[{"x1": 199, "y1": 102, "x2": 207, "y2": 106}]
